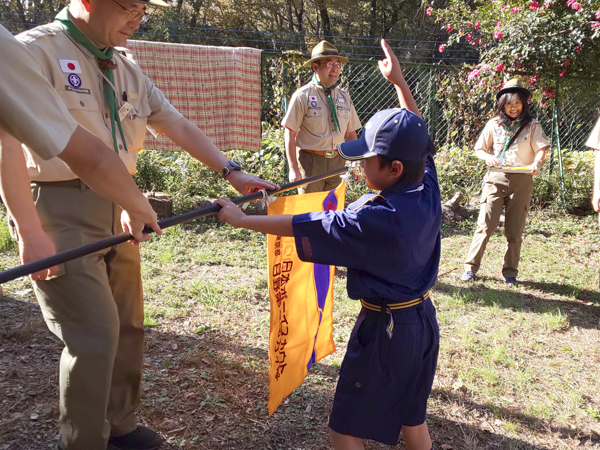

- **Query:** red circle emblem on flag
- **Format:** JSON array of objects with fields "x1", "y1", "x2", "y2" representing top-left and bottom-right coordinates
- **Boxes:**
[{"x1": 67, "y1": 63, "x2": 75, "y2": 70}]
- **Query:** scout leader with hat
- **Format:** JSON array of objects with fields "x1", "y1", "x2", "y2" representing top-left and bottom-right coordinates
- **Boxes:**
[
  {"x1": 6, "y1": 0, "x2": 276, "y2": 449},
  {"x1": 217, "y1": 39, "x2": 440, "y2": 450},
  {"x1": 282, "y1": 40, "x2": 361, "y2": 193},
  {"x1": 461, "y1": 78, "x2": 550, "y2": 285}
]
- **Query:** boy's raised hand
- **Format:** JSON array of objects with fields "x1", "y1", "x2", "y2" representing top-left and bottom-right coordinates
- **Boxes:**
[
  {"x1": 378, "y1": 39, "x2": 403, "y2": 85},
  {"x1": 215, "y1": 197, "x2": 246, "y2": 228}
]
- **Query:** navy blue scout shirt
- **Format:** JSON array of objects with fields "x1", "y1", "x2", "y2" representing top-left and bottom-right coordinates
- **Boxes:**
[{"x1": 292, "y1": 155, "x2": 441, "y2": 301}]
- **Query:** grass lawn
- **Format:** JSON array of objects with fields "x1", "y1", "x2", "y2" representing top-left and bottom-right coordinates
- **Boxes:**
[{"x1": 0, "y1": 209, "x2": 599, "y2": 449}]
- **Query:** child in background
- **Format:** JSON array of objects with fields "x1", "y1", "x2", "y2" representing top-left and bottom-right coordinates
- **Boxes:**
[{"x1": 216, "y1": 40, "x2": 440, "y2": 450}]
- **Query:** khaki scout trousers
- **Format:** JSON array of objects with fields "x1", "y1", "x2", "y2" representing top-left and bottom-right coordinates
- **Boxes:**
[
  {"x1": 464, "y1": 171, "x2": 534, "y2": 278},
  {"x1": 297, "y1": 151, "x2": 344, "y2": 194},
  {"x1": 30, "y1": 180, "x2": 144, "y2": 450}
]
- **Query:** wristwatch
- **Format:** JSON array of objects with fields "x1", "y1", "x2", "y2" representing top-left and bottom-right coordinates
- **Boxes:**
[{"x1": 222, "y1": 160, "x2": 242, "y2": 179}]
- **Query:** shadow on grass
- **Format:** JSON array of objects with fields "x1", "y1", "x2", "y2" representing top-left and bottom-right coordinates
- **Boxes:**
[
  {"x1": 429, "y1": 388, "x2": 600, "y2": 449},
  {"x1": 2, "y1": 295, "x2": 597, "y2": 450},
  {"x1": 434, "y1": 281, "x2": 600, "y2": 330}
]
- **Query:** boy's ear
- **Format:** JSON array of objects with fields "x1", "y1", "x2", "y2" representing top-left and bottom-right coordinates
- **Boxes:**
[{"x1": 389, "y1": 160, "x2": 404, "y2": 179}]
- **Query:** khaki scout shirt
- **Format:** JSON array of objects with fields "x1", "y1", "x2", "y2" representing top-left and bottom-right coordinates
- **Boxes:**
[
  {"x1": 17, "y1": 22, "x2": 183, "y2": 182},
  {"x1": 475, "y1": 117, "x2": 550, "y2": 166},
  {"x1": 282, "y1": 83, "x2": 361, "y2": 151},
  {"x1": 0, "y1": 25, "x2": 77, "y2": 160},
  {"x1": 585, "y1": 116, "x2": 600, "y2": 151}
]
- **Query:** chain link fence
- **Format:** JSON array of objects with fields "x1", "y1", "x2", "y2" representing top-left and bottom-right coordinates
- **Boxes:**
[{"x1": 262, "y1": 53, "x2": 600, "y2": 155}]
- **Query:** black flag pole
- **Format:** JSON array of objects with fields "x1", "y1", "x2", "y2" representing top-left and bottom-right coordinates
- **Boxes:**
[{"x1": 0, "y1": 166, "x2": 351, "y2": 284}]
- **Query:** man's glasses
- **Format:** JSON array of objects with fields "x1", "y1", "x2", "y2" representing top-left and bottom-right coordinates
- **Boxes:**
[
  {"x1": 109, "y1": 0, "x2": 148, "y2": 23},
  {"x1": 320, "y1": 61, "x2": 342, "y2": 69}
]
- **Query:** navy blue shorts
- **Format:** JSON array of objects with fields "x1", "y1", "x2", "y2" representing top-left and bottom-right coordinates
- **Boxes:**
[{"x1": 328, "y1": 297, "x2": 439, "y2": 445}]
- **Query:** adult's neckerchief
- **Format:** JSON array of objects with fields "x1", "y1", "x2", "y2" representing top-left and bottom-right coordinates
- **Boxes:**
[
  {"x1": 498, "y1": 121, "x2": 521, "y2": 163},
  {"x1": 311, "y1": 74, "x2": 341, "y2": 133},
  {"x1": 55, "y1": 7, "x2": 128, "y2": 154}
]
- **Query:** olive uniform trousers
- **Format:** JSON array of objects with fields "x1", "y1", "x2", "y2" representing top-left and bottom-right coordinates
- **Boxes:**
[
  {"x1": 464, "y1": 171, "x2": 534, "y2": 278},
  {"x1": 29, "y1": 180, "x2": 144, "y2": 450},
  {"x1": 297, "y1": 150, "x2": 344, "y2": 194}
]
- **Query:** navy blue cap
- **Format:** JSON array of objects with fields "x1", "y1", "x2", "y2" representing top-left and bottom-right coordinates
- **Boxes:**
[{"x1": 337, "y1": 108, "x2": 430, "y2": 162}]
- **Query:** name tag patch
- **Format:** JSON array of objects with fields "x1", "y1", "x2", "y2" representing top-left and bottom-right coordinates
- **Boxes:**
[
  {"x1": 59, "y1": 59, "x2": 82, "y2": 74},
  {"x1": 65, "y1": 86, "x2": 91, "y2": 94}
]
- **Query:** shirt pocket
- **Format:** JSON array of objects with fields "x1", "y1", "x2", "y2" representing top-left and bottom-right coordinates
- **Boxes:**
[
  {"x1": 122, "y1": 98, "x2": 152, "y2": 150},
  {"x1": 304, "y1": 106, "x2": 328, "y2": 135},
  {"x1": 57, "y1": 91, "x2": 100, "y2": 115}
]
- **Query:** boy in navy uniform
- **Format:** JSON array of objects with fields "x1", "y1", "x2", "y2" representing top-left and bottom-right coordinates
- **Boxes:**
[{"x1": 216, "y1": 40, "x2": 440, "y2": 450}]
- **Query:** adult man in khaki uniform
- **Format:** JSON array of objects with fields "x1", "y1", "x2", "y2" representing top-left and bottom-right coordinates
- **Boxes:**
[
  {"x1": 282, "y1": 41, "x2": 361, "y2": 194},
  {"x1": 0, "y1": 24, "x2": 159, "y2": 255},
  {"x1": 2, "y1": 2, "x2": 277, "y2": 449}
]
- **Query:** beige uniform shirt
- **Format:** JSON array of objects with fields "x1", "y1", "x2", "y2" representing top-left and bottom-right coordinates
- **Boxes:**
[
  {"x1": 584, "y1": 116, "x2": 600, "y2": 151},
  {"x1": 17, "y1": 22, "x2": 183, "y2": 182},
  {"x1": 475, "y1": 117, "x2": 550, "y2": 166},
  {"x1": 0, "y1": 25, "x2": 77, "y2": 160},
  {"x1": 282, "y1": 83, "x2": 361, "y2": 151}
]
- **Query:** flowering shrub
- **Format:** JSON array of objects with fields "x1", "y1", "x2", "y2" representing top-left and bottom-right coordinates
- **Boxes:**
[{"x1": 428, "y1": 0, "x2": 600, "y2": 116}]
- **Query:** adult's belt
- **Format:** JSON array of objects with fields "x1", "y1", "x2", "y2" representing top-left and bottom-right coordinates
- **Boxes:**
[
  {"x1": 301, "y1": 149, "x2": 338, "y2": 158},
  {"x1": 31, "y1": 179, "x2": 88, "y2": 188},
  {"x1": 361, "y1": 291, "x2": 430, "y2": 339}
]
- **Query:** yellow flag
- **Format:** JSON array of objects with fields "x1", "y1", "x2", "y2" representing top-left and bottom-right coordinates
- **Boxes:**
[{"x1": 267, "y1": 182, "x2": 346, "y2": 416}]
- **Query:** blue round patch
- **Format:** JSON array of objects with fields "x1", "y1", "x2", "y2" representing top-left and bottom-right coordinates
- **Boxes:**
[
  {"x1": 68, "y1": 74, "x2": 82, "y2": 88},
  {"x1": 310, "y1": 101, "x2": 317, "y2": 107}
]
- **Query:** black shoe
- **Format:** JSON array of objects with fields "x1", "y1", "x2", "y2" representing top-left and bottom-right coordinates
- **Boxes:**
[
  {"x1": 108, "y1": 426, "x2": 164, "y2": 450},
  {"x1": 505, "y1": 276, "x2": 518, "y2": 286}
]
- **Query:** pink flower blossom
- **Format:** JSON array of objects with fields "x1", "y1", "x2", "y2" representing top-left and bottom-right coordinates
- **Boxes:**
[
  {"x1": 438, "y1": 44, "x2": 445, "y2": 53},
  {"x1": 478, "y1": 81, "x2": 485, "y2": 87},
  {"x1": 543, "y1": 1, "x2": 551, "y2": 7},
  {"x1": 547, "y1": 91, "x2": 555, "y2": 98},
  {"x1": 466, "y1": 33, "x2": 473, "y2": 41},
  {"x1": 563, "y1": 59, "x2": 571, "y2": 67},
  {"x1": 467, "y1": 69, "x2": 481, "y2": 81},
  {"x1": 559, "y1": 69, "x2": 566, "y2": 77},
  {"x1": 494, "y1": 30, "x2": 504, "y2": 39},
  {"x1": 567, "y1": 0, "x2": 581, "y2": 11},
  {"x1": 426, "y1": 7, "x2": 433, "y2": 15},
  {"x1": 474, "y1": 21, "x2": 480, "y2": 29},
  {"x1": 596, "y1": 11, "x2": 600, "y2": 19},
  {"x1": 482, "y1": 63, "x2": 491, "y2": 70},
  {"x1": 496, "y1": 63, "x2": 505, "y2": 71},
  {"x1": 496, "y1": 21, "x2": 502, "y2": 28},
  {"x1": 529, "y1": 75, "x2": 537, "y2": 83},
  {"x1": 530, "y1": 1, "x2": 539, "y2": 9},
  {"x1": 592, "y1": 22, "x2": 600, "y2": 28},
  {"x1": 512, "y1": 6, "x2": 520, "y2": 13},
  {"x1": 446, "y1": 24, "x2": 453, "y2": 32},
  {"x1": 576, "y1": 45, "x2": 581, "y2": 53}
]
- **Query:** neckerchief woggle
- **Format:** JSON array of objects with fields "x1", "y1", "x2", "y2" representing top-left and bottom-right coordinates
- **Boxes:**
[
  {"x1": 311, "y1": 74, "x2": 341, "y2": 133},
  {"x1": 55, "y1": 7, "x2": 128, "y2": 154},
  {"x1": 497, "y1": 121, "x2": 520, "y2": 163}
]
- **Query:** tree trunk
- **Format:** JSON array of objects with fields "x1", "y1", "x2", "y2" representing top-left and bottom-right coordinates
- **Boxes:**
[
  {"x1": 316, "y1": 1, "x2": 331, "y2": 40},
  {"x1": 369, "y1": 0, "x2": 377, "y2": 36}
]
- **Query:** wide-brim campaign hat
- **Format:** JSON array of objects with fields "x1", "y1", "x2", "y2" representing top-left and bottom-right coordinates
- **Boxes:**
[
  {"x1": 134, "y1": 0, "x2": 170, "y2": 7},
  {"x1": 496, "y1": 78, "x2": 531, "y2": 100},
  {"x1": 337, "y1": 108, "x2": 431, "y2": 162},
  {"x1": 303, "y1": 40, "x2": 349, "y2": 67}
]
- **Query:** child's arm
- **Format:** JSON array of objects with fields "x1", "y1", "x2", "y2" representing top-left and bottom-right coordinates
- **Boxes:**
[
  {"x1": 215, "y1": 198, "x2": 294, "y2": 236},
  {"x1": 378, "y1": 39, "x2": 421, "y2": 118}
]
